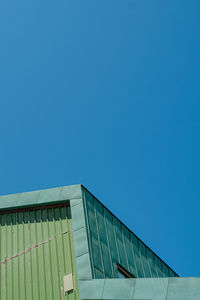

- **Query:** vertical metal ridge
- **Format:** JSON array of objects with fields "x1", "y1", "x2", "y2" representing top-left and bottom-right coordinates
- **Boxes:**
[
  {"x1": 3, "y1": 214, "x2": 6, "y2": 300},
  {"x1": 60, "y1": 207, "x2": 67, "y2": 274},
  {"x1": 11, "y1": 214, "x2": 13, "y2": 300},
  {"x1": 34, "y1": 210, "x2": 41, "y2": 300},
  {"x1": 58, "y1": 207, "x2": 67, "y2": 300},
  {"x1": 5, "y1": 214, "x2": 8, "y2": 300},
  {"x1": 68, "y1": 208, "x2": 78, "y2": 300},
  {"x1": 22, "y1": 213, "x2": 27, "y2": 300},
  {"x1": 12, "y1": 214, "x2": 14, "y2": 300},
  {"x1": 42, "y1": 208, "x2": 54, "y2": 300},
  {"x1": 30, "y1": 211, "x2": 37, "y2": 300},
  {"x1": 39, "y1": 209, "x2": 48, "y2": 299},
  {"x1": 52, "y1": 208, "x2": 62, "y2": 298},
  {"x1": 47, "y1": 208, "x2": 55, "y2": 300},
  {"x1": 28, "y1": 211, "x2": 33, "y2": 300},
  {"x1": 16, "y1": 212, "x2": 20, "y2": 300}
]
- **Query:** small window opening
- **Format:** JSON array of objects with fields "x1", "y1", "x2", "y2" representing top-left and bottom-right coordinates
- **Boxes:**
[{"x1": 117, "y1": 263, "x2": 135, "y2": 278}]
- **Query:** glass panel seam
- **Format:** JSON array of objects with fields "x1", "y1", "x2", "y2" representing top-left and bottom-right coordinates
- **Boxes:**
[
  {"x1": 121, "y1": 228, "x2": 130, "y2": 272},
  {"x1": 93, "y1": 198, "x2": 105, "y2": 277},
  {"x1": 138, "y1": 242, "x2": 145, "y2": 277},
  {"x1": 112, "y1": 218, "x2": 120, "y2": 266},
  {"x1": 103, "y1": 208, "x2": 114, "y2": 278},
  {"x1": 130, "y1": 235, "x2": 138, "y2": 277},
  {"x1": 146, "y1": 248, "x2": 153, "y2": 277}
]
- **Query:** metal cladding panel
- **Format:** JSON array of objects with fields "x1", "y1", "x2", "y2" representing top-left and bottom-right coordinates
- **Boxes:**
[
  {"x1": 0, "y1": 205, "x2": 80, "y2": 300},
  {"x1": 79, "y1": 278, "x2": 200, "y2": 300},
  {"x1": 82, "y1": 187, "x2": 178, "y2": 279}
]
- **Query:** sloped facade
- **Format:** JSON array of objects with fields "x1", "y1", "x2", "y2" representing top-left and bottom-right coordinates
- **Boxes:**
[
  {"x1": 0, "y1": 184, "x2": 199, "y2": 300},
  {"x1": 82, "y1": 187, "x2": 177, "y2": 278}
]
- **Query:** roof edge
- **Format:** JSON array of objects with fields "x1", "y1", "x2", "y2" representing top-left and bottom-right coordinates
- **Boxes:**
[
  {"x1": 79, "y1": 278, "x2": 200, "y2": 300},
  {"x1": 0, "y1": 184, "x2": 82, "y2": 211}
]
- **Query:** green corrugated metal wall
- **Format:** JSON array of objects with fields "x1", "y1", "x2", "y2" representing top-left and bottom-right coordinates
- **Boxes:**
[{"x1": 0, "y1": 205, "x2": 80, "y2": 300}]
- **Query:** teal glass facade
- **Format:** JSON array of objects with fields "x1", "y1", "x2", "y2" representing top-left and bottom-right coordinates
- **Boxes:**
[{"x1": 82, "y1": 187, "x2": 178, "y2": 279}]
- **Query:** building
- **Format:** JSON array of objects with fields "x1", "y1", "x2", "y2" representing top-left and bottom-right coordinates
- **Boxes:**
[{"x1": 0, "y1": 184, "x2": 199, "y2": 300}]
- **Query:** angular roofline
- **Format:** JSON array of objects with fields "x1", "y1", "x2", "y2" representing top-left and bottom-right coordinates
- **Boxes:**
[
  {"x1": 0, "y1": 183, "x2": 178, "y2": 277},
  {"x1": 81, "y1": 185, "x2": 179, "y2": 277},
  {"x1": 0, "y1": 184, "x2": 197, "y2": 300}
]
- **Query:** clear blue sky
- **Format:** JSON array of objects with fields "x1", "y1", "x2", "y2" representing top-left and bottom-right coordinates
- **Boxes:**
[{"x1": 0, "y1": 0, "x2": 199, "y2": 277}]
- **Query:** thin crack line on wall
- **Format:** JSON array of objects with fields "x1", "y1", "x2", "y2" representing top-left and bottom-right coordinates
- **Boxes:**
[{"x1": 0, "y1": 230, "x2": 69, "y2": 265}]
